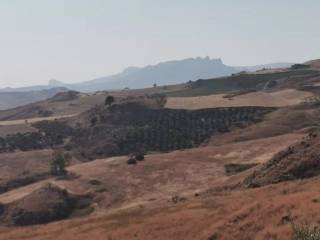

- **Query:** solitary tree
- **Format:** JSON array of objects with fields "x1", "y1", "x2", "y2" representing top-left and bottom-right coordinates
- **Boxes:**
[
  {"x1": 105, "y1": 95, "x2": 115, "y2": 106},
  {"x1": 135, "y1": 152, "x2": 145, "y2": 161},
  {"x1": 51, "y1": 151, "x2": 71, "y2": 176}
]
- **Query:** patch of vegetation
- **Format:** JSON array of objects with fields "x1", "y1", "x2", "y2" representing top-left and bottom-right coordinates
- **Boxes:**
[
  {"x1": 291, "y1": 219, "x2": 320, "y2": 240},
  {"x1": 127, "y1": 156, "x2": 137, "y2": 165},
  {"x1": 0, "y1": 173, "x2": 49, "y2": 194},
  {"x1": 153, "y1": 93, "x2": 167, "y2": 108},
  {"x1": 72, "y1": 102, "x2": 274, "y2": 160},
  {"x1": 0, "y1": 121, "x2": 74, "y2": 153},
  {"x1": 88, "y1": 179, "x2": 102, "y2": 185},
  {"x1": 105, "y1": 95, "x2": 115, "y2": 106},
  {"x1": 126, "y1": 153, "x2": 145, "y2": 165},
  {"x1": 135, "y1": 153, "x2": 145, "y2": 161},
  {"x1": 222, "y1": 89, "x2": 257, "y2": 99},
  {"x1": 208, "y1": 233, "x2": 219, "y2": 240},
  {"x1": 50, "y1": 151, "x2": 71, "y2": 176},
  {"x1": 33, "y1": 121, "x2": 74, "y2": 139},
  {"x1": 224, "y1": 163, "x2": 258, "y2": 175},
  {"x1": 37, "y1": 109, "x2": 53, "y2": 117},
  {"x1": 291, "y1": 64, "x2": 310, "y2": 70}
]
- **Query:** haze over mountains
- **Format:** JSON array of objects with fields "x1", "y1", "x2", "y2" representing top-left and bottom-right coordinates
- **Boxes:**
[
  {"x1": 0, "y1": 88, "x2": 68, "y2": 110},
  {"x1": 0, "y1": 57, "x2": 293, "y2": 110},
  {"x1": 1, "y1": 57, "x2": 293, "y2": 93}
]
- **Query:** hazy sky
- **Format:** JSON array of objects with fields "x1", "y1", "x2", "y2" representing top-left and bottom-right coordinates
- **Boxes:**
[{"x1": 1, "y1": 0, "x2": 319, "y2": 88}]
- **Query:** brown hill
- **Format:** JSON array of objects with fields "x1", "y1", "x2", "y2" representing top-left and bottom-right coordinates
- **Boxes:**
[
  {"x1": 305, "y1": 59, "x2": 320, "y2": 69},
  {"x1": 0, "y1": 88, "x2": 68, "y2": 111},
  {"x1": 245, "y1": 131, "x2": 320, "y2": 187},
  {"x1": 0, "y1": 184, "x2": 92, "y2": 226},
  {"x1": 0, "y1": 133, "x2": 316, "y2": 240}
]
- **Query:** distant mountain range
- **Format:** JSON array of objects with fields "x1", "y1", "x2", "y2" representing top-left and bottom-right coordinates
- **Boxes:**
[
  {"x1": 0, "y1": 87, "x2": 68, "y2": 110},
  {"x1": 1, "y1": 57, "x2": 294, "y2": 93}
]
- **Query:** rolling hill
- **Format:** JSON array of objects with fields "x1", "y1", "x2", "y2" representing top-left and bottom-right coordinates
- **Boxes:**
[{"x1": 0, "y1": 87, "x2": 68, "y2": 110}]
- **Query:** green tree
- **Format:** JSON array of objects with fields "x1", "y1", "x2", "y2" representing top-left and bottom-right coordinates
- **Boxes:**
[
  {"x1": 51, "y1": 151, "x2": 71, "y2": 176},
  {"x1": 135, "y1": 152, "x2": 145, "y2": 161}
]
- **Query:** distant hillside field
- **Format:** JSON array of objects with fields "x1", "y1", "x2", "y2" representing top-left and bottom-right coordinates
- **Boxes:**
[
  {"x1": 166, "y1": 89, "x2": 314, "y2": 109},
  {"x1": 168, "y1": 69, "x2": 318, "y2": 97}
]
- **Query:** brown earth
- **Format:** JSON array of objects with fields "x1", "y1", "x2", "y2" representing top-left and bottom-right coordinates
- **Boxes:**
[
  {"x1": 1, "y1": 163, "x2": 320, "y2": 240},
  {"x1": 0, "y1": 133, "x2": 304, "y2": 239},
  {"x1": 0, "y1": 150, "x2": 53, "y2": 193}
]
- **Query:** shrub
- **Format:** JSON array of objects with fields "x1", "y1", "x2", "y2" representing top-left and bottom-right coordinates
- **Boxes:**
[
  {"x1": 88, "y1": 179, "x2": 102, "y2": 185},
  {"x1": 135, "y1": 153, "x2": 145, "y2": 161},
  {"x1": 105, "y1": 95, "x2": 115, "y2": 106},
  {"x1": 90, "y1": 116, "x2": 98, "y2": 126},
  {"x1": 208, "y1": 233, "x2": 219, "y2": 240},
  {"x1": 291, "y1": 220, "x2": 320, "y2": 240},
  {"x1": 291, "y1": 64, "x2": 310, "y2": 70},
  {"x1": 127, "y1": 157, "x2": 137, "y2": 165},
  {"x1": 224, "y1": 163, "x2": 258, "y2": 175}
]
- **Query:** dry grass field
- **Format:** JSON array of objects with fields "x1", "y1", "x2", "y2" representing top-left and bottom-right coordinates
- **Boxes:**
[
  {"x1": 166, "y1": 89, "x2": 313, "y2": 109},
  {"x1": 0, "y1": 114, "x2": 76, "y2": 126},
  {"x1": 0, "y1": 133, "x2": 304, "y2": 240}
]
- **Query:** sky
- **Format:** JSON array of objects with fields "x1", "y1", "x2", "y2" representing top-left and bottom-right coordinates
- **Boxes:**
[{"x1": 0, "y1": 0, "x2": 320, "y2": 88}]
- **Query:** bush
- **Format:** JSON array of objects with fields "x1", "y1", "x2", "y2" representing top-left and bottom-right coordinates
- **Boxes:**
[
  {"x1": 127, "y1": 157, "x2": 137, "y2": 165},
  {"x1": 291, "y1": 220, "x2": 320, "y2": 240},
  {"x1": 90, "y1": 116, "x2": 98, "y2": 126},
  {"x1": 224, "y1": 163, "x2": 258, "y2": 175},
  {"x1": 208, "y1": 233, "x2": 219, "y2": 240},
  {"x1": 135, "y1": 153, "x2": 145, "y2": 161},
  {"x1": 291, "y1": 64, "x2": 310, "y2": 70},
  {"x1": 105, "y1": 95, "x2": 115, "y2": 106}
]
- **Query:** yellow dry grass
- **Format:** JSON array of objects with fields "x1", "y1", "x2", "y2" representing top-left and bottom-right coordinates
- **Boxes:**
[{"x1": 166, "y1": 89, "x2": 313, "y2": 109}]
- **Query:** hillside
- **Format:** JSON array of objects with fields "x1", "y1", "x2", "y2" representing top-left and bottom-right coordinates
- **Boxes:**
[
  {"x1": 0, "y1": 88, "x2": 68, "y2": 110},
  {"x1": 167, "y1": 68, "x2": 320, "y2": 97},
  {"x1": 166, "y1": 89, "x2": 313, "y2": 109},
  {"x1": 305, "y1": 59, "x2": 320, "y2": 69},
  {"x1": 1, "y1": 62, "x2": 320, "y2": 239},
  {"x1": 245, "y1": 131, "x2": 320, "y2": 187}
]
